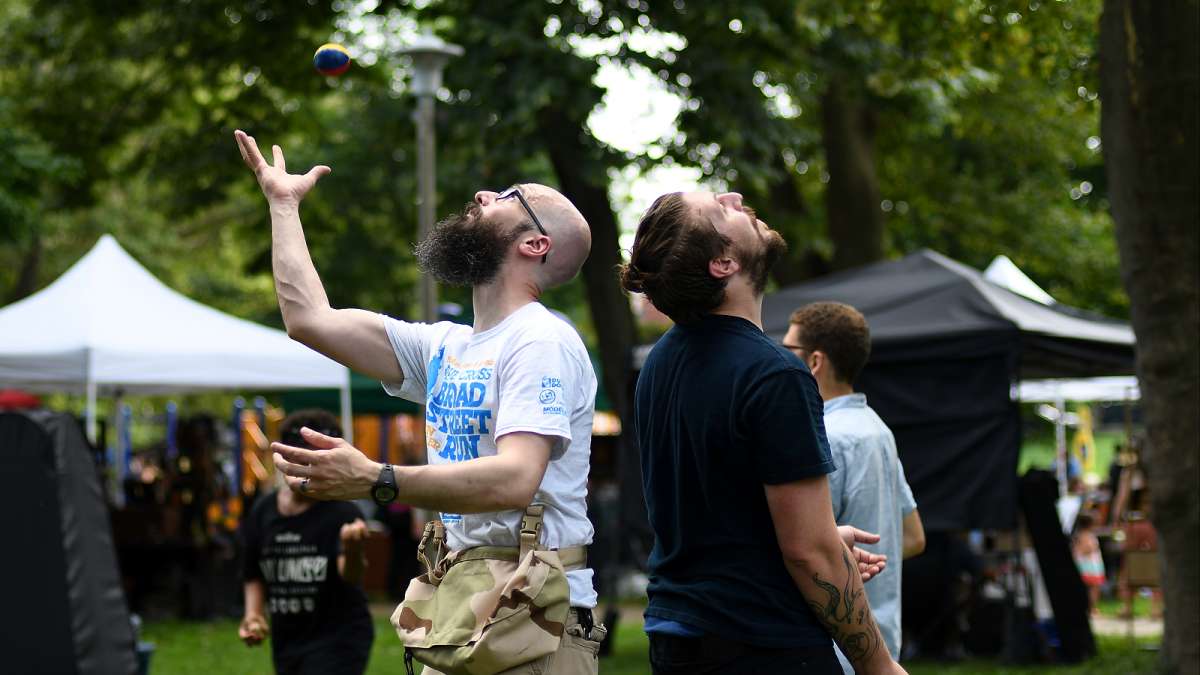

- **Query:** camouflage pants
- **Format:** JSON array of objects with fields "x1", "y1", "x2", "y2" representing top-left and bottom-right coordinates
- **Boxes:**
[{"x1": 421, "y1": 609, "x2": 607, "y2": 675}]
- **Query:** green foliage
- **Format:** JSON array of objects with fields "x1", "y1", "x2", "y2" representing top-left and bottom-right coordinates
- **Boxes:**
[
  {"x1": 0, "y1": 0, "x2": 1128, "y2": 342},
  {"x1": 594, "y1": 0, "x2": 1126, "y2": 315}
]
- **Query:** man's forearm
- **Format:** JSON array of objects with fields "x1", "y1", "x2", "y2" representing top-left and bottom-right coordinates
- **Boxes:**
[
  {"x1": 784, "y1": 541, "x2": 889, "y2": 672},
  {"x1": 341, "y1": 456, "x2": 537, "y2": 514},
  {"x1": 339, "y1": 549, "x2": 367, "y2": 585},
  {"x1": 269, "y1": 203, "x2": 332, "y2": 333},
  {"x1": 395, "y1": 458, "x2": 539, "y2": 513},
  {"x1": 243, "y1": 580, "x2": 266, "y2": 617}
]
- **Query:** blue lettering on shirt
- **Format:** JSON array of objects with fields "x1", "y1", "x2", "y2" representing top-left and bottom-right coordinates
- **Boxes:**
[{"x1": 425, "y1": 358, "x2": 495, "y2": 463}]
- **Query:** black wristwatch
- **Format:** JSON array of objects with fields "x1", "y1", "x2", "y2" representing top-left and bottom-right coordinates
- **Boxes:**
[{"x1": 371, "y1": 463, "x2": 398, "y2": 506}]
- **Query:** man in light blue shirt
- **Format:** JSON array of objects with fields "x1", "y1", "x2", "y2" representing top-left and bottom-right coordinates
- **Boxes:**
[{"x1": 785, "y1": 302, "x2": 926, "y2": 673}]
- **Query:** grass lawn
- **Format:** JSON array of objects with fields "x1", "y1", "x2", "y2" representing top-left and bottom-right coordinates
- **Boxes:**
[{"x1": 142, "y1": 613, "x2": 1157, "y2": 674}]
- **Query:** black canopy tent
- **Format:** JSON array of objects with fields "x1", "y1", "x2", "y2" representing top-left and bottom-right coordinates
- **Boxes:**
[
  {"x1": 0, "y1": 410, "x2": 137, "y2": 675},
  {"x1": 757, "y1": 249, "x2": 1135, "y2": 531}
]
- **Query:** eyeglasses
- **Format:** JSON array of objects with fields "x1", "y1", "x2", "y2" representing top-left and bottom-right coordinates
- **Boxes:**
[
  {"x1": 782, "y1": 343, "x2": 809, "y2": 360},
  {"x1": 496, "y1": 186, "x2": 548, "y2": 264}
]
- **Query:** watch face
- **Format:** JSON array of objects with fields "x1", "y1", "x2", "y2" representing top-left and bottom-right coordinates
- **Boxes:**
[{"x1": 374, "y1": 486, "x2": 397, "y2": 502}]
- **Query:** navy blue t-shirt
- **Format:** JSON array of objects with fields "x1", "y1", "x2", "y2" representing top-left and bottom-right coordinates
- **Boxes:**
[{"x1": 636, "y1": 314, "x2": 836, "y2": 648}]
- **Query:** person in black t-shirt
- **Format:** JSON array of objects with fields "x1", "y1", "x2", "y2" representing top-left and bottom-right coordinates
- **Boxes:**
[
  {"x1": 619, "y1": 192, "x2": 905, "y2": 675},
  {"x1": 239, "y1": 409, "x2": 374, "y2": 675}
]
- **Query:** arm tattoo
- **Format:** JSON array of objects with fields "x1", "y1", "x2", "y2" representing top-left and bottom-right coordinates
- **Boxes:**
[{"x1": 807, "y1": 548, "x2": 882, "y2": 665}]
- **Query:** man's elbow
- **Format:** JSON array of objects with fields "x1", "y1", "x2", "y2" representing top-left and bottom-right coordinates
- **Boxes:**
[
  {"x1": 779, "y1": 535, "x2": 844, "y2": 570},
  {"x1": 487, "y1": 478, "x2": 540, "y2": 512},
  {"x1": 904, "y1": 531, "x2": 926, "y2": 559},
  {"x1": 283, "y1": 310, "x2": 326, "y2": 345}
]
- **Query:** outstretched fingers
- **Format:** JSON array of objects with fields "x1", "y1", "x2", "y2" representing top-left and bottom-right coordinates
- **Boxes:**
[
  {"x1": 272, "y1": 442, "x2": 323, "y2": 479},
  {"x1": 305, "y1": 165, "x2": 332, "y2": 183},
  {"x1": 299, "y1": 426, "x2": 341, "y2": 448},
  {"x1": 272, "y1": 144, "x2": 286, "y2": 172},
  {"x1": 234, "y1": 129, "x2": 268, "y2": 172}
]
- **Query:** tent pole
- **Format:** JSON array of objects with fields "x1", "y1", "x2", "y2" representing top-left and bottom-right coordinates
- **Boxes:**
[
  {"x1": 86, "y1": 377, "x2": 98, "y2": 446},
  {"x1": 1055, "y1": 394, "x2": 1068, "y2": 498},
  {"x1": 340, "y1": 371, "x2": 354, "y2": 445}
]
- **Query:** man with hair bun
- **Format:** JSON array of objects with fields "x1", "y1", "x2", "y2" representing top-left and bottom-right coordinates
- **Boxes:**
[
  {"x1": 785, "y1": 302, "x2": 925, "y2": 673},
  {"x1": 621, "y1": 191, "x2": 905, "y2": 674}
]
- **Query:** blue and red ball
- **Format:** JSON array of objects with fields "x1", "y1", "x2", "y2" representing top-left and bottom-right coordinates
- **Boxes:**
[{"x1": 313, "y1": 43, "x2": 351, "y2": 76}]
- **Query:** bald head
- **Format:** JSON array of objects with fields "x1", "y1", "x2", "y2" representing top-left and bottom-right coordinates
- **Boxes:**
[{"x1": 521, "y1": 184, "x2": 591, "y2": 288}]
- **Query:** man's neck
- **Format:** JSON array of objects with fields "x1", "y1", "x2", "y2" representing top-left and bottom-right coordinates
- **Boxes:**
[
  {"x1": 277, "y1": 486, "x2": 314, "y2": 516},
  {"x1": 710, "y1": 283, "x2": 763, "y2": 329},
  {"x1": 819, "y1": 383, "x2": 856, "y2": 402},
  {"x1": 471, "y1": 276, "x2": 541, "y2": 333}
]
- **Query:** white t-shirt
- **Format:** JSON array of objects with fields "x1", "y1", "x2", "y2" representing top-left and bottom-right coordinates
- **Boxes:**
[{"x1": 380, "y1": 302, "x2": 598, "y2": 607}]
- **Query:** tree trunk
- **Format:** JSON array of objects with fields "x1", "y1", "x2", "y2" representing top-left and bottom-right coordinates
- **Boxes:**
[
  {"x1": 754, "y1": 152, "x2": 832, "y2": 286},
  {"x1": 821, "y1": 78, "x2": 885, "y2": 271},
  {"x1": 538, "y1": 106, "x2": 651, "y2": 573},
  {"x1": 1100, "y1": 2, "x2": 1200, "y2": 673},
  {"x1": 537, "y1": 108, "x2": 638, "y2": 428},
  {"x1": 6, "y1": 231, "x2": 42, "y2": 304}
]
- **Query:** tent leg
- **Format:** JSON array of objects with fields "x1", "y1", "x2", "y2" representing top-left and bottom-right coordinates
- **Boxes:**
[
  {"x1": 86, "y1": 378, "x2": 98, "y2": 446},
  {"x1": 340, "y1": 376, "x2": 354, "y2": 445},
  {"x1": 1055, "y1": 395, "x2": 1067, "y2": 498}
]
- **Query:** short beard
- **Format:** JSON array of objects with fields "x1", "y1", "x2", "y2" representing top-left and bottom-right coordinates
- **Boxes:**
[
  {"x1": 413, "y1": 202, "x2": 527, "y2": 287},
  {"x1": 741, "y1": 228, "x2": 789, "y2": 294}
]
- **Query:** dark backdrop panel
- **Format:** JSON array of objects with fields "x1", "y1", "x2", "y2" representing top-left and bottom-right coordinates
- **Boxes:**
[
  {"x1": 44, "y1": 411, "x2": 137, "y2": 675},
  {"x1": 1019, "y1": 334, "x2": 1135, "y2": 379},
  {"x1": 1019, "y1": 470, "x2": 1095, "y2": 662},
  {"x1": 859, "y1": 333, "x2": 1021, "y2": 531},
  {"x1": 0, "y1": 413, "x2": 79, "y2": 675}
]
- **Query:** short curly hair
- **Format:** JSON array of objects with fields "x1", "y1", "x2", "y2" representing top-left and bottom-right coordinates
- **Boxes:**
[
  {"x1": 279, "y1": 408, "x2": 343, "y2": 450},
  {"x1": 788, "y1": 302, "x2": 871, "y2": 385}
]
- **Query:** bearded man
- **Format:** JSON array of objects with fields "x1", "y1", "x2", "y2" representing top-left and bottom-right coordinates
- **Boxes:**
[{"x1": 233, "y1": 130, "x2": 604, "y2": 674}]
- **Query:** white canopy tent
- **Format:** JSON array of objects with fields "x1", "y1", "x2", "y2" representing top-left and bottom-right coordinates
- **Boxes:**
[
  {"x1": 0, "y1": 235, "x2": 352, "y2": 442},
  {"x1": 984, "y1": 254, "x2": 1058, "y2": 306},
  {"x1": 1015, "y1": 376, "x2": 1140, "y2": 403}
]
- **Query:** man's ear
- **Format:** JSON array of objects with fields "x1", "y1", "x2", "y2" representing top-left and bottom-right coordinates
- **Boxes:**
[
  {"x1": 808, "y1": 350, "x2": 825, "y2": 377},
  {"x1": 708, "y1": 256, "x2": 739, "y2": 279},
  {"x1": 520, "y1": 233, "x2": 551, "y2": 259}
]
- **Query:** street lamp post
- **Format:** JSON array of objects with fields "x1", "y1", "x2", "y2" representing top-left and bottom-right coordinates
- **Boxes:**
[{"x1": 401, "y1": 32, "x2": 463, "y2": 324}]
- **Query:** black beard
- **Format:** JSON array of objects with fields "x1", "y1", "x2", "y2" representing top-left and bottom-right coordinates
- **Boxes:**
[
  {"x1": 744, "y1": 229, "x2": 789, "y2": 294},
  {"x1": 413, "y1": 202, "x2": 524, "y2": 287}
]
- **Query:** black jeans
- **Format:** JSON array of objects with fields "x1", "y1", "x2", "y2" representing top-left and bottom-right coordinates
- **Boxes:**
[{"x1": 649, "y1": 633, "x2": 842, "y2": 674}]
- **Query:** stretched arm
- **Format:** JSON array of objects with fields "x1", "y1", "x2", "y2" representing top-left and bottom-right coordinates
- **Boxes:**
[
  {"x1": 238, "y1": 580, "x2": 269, "y2": 647},
  {"x1": 902, "y1": 510, "x2": 926, "y2": 559},
  {"x1": 233, "y1": 130, "x2": 403, "y2": 383},
  {"x1": 766, "y1": 477, "x2": 903, "y2": 675},
  {"x1": 270, "y1": 427, "x2": 552, "y2": 513}
]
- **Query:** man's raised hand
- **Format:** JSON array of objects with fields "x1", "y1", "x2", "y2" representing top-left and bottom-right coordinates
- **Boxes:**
[{"x1": 234, "y1": 130, "x2": 330, "y2": 208}]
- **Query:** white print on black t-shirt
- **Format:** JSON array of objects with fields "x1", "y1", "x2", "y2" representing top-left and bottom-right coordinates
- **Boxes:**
[
  {"x1": 259, "y1": 531, "x2": 328, "y2": 615},
  {"x1": 260, "y1": 556, "x2": 329, "y2": 584}
]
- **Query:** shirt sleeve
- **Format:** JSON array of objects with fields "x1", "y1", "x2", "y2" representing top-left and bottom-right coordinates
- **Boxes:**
[
  {"x1": 898, "y1": 457, "x2": 918, "y2": 516},
  {"x1": 493, "y1": 339, "x2": 578, "y2": 460},
  {"x1": 379, "y1": 314, "x2": 443, "y2": 403},
  {"x1": 826, "y1": 436, "x2": 850, "y2": 522},
  {"x1": 742, "y1": 368, "x2": 836, "y2": 485}
]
